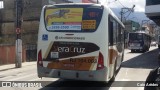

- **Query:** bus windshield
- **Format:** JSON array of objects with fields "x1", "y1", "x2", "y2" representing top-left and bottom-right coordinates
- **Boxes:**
[
  {"x1": 129, "y1": 33, "x2": 143, "y2": 41},
  {"x1": 44, "y1": 5, "x2": 103, "y2": 32}
]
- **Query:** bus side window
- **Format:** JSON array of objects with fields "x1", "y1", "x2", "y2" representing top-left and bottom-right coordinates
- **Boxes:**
[
  {"x1": 109, "y1": 17, "x2": 113, "y2": 46},
  {"x1": 113, "y1": 20, "x2": 117, "y2": 45},
  {"x1": 117, "y1": 24, "x2": 121, "y2": 43},
  {"x1": 109, "y1": 15, "x2": 117, "y2": 46}
]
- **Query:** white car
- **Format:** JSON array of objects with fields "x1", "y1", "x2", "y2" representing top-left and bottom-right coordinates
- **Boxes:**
[{"x1": 151, "y1": 41, "x2": 157, "y2": 46}]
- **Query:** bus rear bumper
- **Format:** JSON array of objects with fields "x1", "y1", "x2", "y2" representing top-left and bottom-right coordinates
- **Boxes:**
[
  {"x1": 128, "y1": 46, "x2": 143, "y2": 50},
  {"x1": 37, "y1": 65, "x2": 108, "y2": 81}
]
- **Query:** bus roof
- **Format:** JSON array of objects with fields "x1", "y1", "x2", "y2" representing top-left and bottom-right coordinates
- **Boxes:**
[{"x1": 108, "y1": 8, "x2": 125, "y2": 28}]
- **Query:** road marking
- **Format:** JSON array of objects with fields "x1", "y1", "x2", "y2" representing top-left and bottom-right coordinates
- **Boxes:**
[{"x1": 6, "y1": 73, "x2": 37, "y2": 81}]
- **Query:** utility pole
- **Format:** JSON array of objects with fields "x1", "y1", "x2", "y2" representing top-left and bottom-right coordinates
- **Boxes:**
[
  {"x1": 15, "y1": 0, "x2": 23, "y2": 68},
  {"x1": 120, "y1": 5, "x2": 135, "y2": 22},
  {"x1": 120, "y1": 5, "x2": 135, "y2": 49}
]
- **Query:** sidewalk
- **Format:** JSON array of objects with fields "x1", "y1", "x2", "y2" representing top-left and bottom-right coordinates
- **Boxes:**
[{"x1": 0, "y1": 61, "x2": 36, "y2": 71}]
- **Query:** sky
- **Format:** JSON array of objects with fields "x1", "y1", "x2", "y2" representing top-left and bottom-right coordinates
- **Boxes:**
[
  {"x1": 108, "y1": 0, "x2": 146, "y2": 12},
  {"x1": 68, "y1": 0, "x2": 146, "y2": 12}
]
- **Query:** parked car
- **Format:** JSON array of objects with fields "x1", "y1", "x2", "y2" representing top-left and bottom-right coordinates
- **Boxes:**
[{"x1": 151, "y1": 41, "x2": 157, "y2": 47}]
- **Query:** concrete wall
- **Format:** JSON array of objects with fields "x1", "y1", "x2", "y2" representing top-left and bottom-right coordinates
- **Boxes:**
[
  {"x1": 0, "y1": 35, "x2": 15, "y2": 45},
  {"x1": 1, "y1": 22, "x2": 15, "y2": 34},
  {"x1": 3, "y1": 0, "x2": 15, "y2": 9},
  {"x1": 0, "y1": 9, "x2": 15, "y2": 22},
  {"x1": 22, "y1": 33, "x2": 38, "y2": 45},
  {"x1": 22, "y1": 21, "x2": 39, "y2": 32},
  {"x1": 23, "y1": 0, "x2": 48, "y2": 8},
  {"x1": 23, "y1": 8, "x2": 42, "y2": 21},
  {"x1": 0, "y1": 45, "x2": 26, "y2": 65},
  {"x1": 0, "y1": 0, "x2": 49, "y2": 64},
  {"x1": 21, "y1": 21, "x2": 39, "y2": 45},
  {"x1": 2, "y1": 0, "x2": 48, "y2": 22},
  {"x1": 0, "y1": 21, "x2": 39, "y2": 45},
  {"x1": 0, "y1": 22, "x2": 15, "y2": 45}
]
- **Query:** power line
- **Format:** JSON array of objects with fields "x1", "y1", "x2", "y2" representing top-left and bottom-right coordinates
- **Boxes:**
[{"x1": 117, "y1": 0, "x2": 127, "y2": 8}]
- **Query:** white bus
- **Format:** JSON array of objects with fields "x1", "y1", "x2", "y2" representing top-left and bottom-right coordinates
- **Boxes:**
[
  {"x1": 128, "y1": 31, "x2": 151, "y2": 52},
  {"x1": 37, "y1": 2, "x2": 125, "y2": 81}
]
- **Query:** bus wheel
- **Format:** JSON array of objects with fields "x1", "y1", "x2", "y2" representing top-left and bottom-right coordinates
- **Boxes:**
[
  {"x1": 142, "y1": 49, "x2": 147, "y2": 53},
  {"x1": 131, "y1": 50, "x2": 134, "y2": 53}
]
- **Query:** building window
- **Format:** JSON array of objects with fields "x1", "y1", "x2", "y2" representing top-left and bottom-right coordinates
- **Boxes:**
[{"x1": 146, "y1": 0, "x2": 160, "y2": 6}]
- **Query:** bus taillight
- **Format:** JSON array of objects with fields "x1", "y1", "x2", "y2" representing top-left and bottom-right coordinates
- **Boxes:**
[
  {"x1": 38, "y1": 50, "x2": 43, "y2": 67},
  {"x1": 96, "y1": 52, "x2": 104, "y2": 70}
]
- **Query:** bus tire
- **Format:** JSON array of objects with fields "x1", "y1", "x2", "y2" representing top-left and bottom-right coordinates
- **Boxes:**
[
  {"x1": 131, "y1": 50, "x2": 134, "y2": 53},
  {"x1": 142, "y1": 48, "x2": 146, "y2": 53}
]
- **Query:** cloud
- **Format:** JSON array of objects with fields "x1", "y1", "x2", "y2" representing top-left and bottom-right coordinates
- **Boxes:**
[
  {"x1": 135, "y1": 5, "x2": 145, "y2": 12},
  {"x1": 108, "y1": 0, "x2": 145, "y2": 12}
]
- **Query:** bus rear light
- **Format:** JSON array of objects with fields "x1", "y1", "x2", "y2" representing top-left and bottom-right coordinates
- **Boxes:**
[
  {"x1": 38, "y1": 50, "x2": 43, "y2": 67},
  {"x1": 96, "y1": 52, "x2": 104, "y2": 70}
]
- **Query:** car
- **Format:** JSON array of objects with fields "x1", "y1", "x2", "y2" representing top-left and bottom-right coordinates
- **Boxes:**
[{"x1": 151, "y1": 41, "x2": 157, "y2": 46}]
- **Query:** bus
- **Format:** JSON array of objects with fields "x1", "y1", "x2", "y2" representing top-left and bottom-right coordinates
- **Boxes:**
[
  {"x1": 37, "y1": 2, "x2": 125, "y2": 81},
  {"x1": 128, "y1": 31, "x2": 151, "y2": 52}
]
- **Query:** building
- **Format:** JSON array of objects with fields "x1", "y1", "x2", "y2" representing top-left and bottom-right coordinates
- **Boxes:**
[
  {"x1": 0, "y1": 0, "x2": 49, "y2": 64},
  {"x1": 145, "y1": 0, "x2": 160, "y2": 26},
  {"x1": 145, "y1": 0, "x2": 160, "y2": 41},
  {"x1": 124, "y1": 20, "x2": 140, "y2": 33},
  {"x1": 141, "y1": 24, "x2": 155, "y2": 37}
]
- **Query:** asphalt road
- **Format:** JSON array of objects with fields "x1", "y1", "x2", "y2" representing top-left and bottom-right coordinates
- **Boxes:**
[{"x1": 0, "y1": 46, "x2": 159, "y2": 90}]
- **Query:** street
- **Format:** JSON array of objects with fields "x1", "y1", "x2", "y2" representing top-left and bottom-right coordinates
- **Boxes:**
[{"x1": 0, "y1": 47, "x2": 159, "y2": 90}]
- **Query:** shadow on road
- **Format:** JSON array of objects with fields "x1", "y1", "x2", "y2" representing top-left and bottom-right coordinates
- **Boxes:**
[
  {"x1": 39, "y1": 79, "x2": 112, "y2": 90},
  {"x1": 122, "y1": 48, "x2": 159, "y2": 69}
]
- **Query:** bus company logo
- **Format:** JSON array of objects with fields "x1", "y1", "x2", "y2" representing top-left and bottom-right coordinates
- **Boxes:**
[
  {"x1": 55, "y1": 36, "x2": 85, "y2": 40},
  {"x1": 2, "y1": 82, "x2": 11, "y2": 87},
  {"x1": 56, "y1": 46, "x2": 85, "y2": 53}
]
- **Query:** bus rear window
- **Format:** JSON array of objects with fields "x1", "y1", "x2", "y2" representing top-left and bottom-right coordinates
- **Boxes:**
[
  {"x1": 44, "y1": 5, "x2": 103, "y2": 32},
  {"x1": 129, "y1": 33, "x2": 143, "y2": 41}
]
